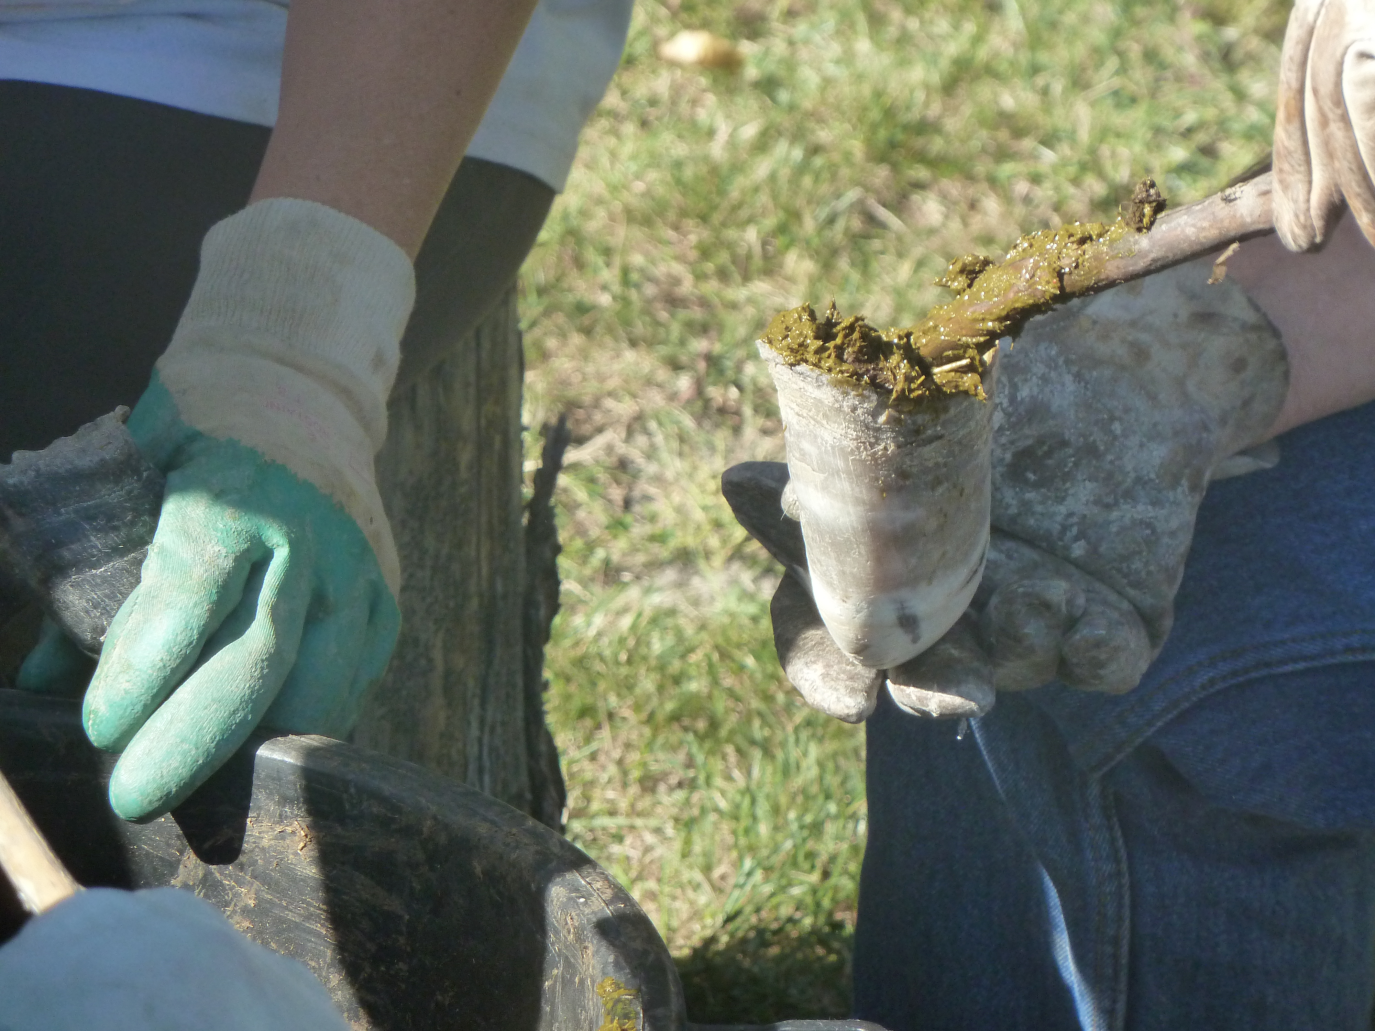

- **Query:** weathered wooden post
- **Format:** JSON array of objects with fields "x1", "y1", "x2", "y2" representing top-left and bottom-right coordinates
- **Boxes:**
[{"x1": 356, "y1": 286, "x2": 566, "y2": 829}]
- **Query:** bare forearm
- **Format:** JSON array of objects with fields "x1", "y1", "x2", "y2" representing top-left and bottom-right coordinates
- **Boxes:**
[
  {"x1": 250, "y1": 0, "x2": 538, "y2": 258},
  {"x1": 1229, "y1": 210, "x2": 1375, "y2": 437}
]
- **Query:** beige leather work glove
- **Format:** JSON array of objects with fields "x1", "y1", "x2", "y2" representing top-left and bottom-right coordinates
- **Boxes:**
[
  {"x1": 1274, "y1": 0, "x2": 1375, "y2": 250},
  {"x1": 724, "y1": 260, "x2": 1290, "y2": 722}
]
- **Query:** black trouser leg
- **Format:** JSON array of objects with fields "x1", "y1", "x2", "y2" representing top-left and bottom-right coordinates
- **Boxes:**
[{"x1": 0, "y1": 81, "x2": 554, "y2": 661}]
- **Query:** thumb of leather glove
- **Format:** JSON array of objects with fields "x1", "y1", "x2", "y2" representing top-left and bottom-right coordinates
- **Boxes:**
[
  {"x1": 43, "y1": 199, "x2": 411, "y2": 820},
  {"x1": 722, "y1": 461, "x2": 886, "y2": 723},
  {"x1": 726, "y1": 260, "x2": 1289, "y2": 722},
  {"x1": 1274, "y1": 0, "x2": 1375, "y2": 250},
  {"x1": 722, "y1": 462, "x2": 990, "y2": 721}
]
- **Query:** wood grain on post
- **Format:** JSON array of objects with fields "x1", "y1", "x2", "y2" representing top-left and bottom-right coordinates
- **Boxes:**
[
  {"x1": 359, "y1": 287, "x2": 565, "y2": 829},
  {"x1": 360, "y1": 289, "x2": 531, "y2": 811}
]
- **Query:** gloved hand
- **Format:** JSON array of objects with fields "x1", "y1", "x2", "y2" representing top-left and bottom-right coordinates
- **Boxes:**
[
  {"x1": 0, "y1": 887, "x2": 351, "y2": 1031},
  {"x1": 1273, "y1": 0, "x2": 1375, "y2": 250},
  {"x1": 725, "y1": 260, "x2": 1289, "y2": 721},
  {"x1": 19, "y1": 199, "x2": 410, "y2": 819}
]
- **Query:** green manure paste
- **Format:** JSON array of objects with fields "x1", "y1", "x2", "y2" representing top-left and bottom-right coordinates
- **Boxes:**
[
  {"x1": 596, "y1": 977, "x2": 639, "y2": 1031},
  {"x1": 763, "y1": 179, "x2": 1165, "y2": 406}
]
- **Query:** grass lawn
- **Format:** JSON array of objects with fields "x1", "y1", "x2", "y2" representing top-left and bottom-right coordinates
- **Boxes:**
[{"x1": 520, "y1": 0, "x2": 1283, "y2": 1020}]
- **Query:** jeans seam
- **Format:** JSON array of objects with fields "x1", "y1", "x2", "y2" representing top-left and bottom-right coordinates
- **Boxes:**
[
  {"x1": 1067, "y1": 631, "x2": 1375, "y2": 776},
  {"x1": 1086, "y1": 778, "x2": 1131, "y2": 1031}
]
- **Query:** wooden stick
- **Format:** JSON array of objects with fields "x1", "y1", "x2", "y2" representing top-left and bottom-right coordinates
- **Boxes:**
[
  {"x1": 0, "y1": 768, "x2": 81, "y2": 914},
  {"x1": 914, "y1": 172, "x2": 1276, "y2": 365},
  {"x1": 1062, "y1": 171, "x2": 1275, "y2": 292}
]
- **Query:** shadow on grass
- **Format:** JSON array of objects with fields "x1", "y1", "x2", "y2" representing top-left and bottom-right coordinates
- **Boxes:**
[{"x1": 675, "y1": 917, "x2": 854, "y2": 1025}]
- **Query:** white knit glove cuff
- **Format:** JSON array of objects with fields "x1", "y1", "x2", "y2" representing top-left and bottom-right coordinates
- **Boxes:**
[{"x1": 155, "y1": 199, "x2": 415, "y2": 596}]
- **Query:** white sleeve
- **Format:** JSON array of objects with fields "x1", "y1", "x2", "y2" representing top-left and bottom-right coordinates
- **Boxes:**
[
  {"x1": 467, "y1": 0, "x2": 634, "y2": 191},
  {"x1": 0, "y1": 0, "x2": 633, "y2": 193}
]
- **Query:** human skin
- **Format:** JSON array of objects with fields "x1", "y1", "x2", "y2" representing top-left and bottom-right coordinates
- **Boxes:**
[
  {"x1": 1229, "y1": 209, "x2": 1375, "y2": 438},
  {"x1": 249, "y1": 0, "x2": 540, "y2": 259},
  {"x1": 250, "y1": 0, "x2": 1370, "y2": 438}
]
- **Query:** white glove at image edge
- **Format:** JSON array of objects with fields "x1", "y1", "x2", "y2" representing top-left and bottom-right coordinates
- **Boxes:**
[
  {"x1": 0, "y1": 887, "x2": 351, "y2": 1031},
  {"x1": 1273, "y1": 0, "x2": 1375, "y2": 250}
]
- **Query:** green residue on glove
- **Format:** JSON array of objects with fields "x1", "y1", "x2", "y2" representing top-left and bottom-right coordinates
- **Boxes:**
[{"x1": 79, "y1": 376, "x2": 400, "y2": 821}]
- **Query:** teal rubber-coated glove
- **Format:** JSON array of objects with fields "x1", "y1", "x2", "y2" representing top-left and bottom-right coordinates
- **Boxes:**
[
  {"x1": 43, "y1": 199, "x2": 411, "y2": 820},
  {"x1": 17, "y1": 617, "x2": 96, "y2": 697}
]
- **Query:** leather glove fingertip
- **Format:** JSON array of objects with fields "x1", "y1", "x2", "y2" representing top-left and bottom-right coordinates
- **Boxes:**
[
  {"x1": 1058, "y1": 599, "x2": 1153, "y2": 695},
  {"x1": 771, "y1": 573, "x2": 881, "y2": 723},
  {"x1": 886, "y1": 615, "x2": 995, "y2": 719},
  {"x1": 979, "y1": 578, "x2": 1083, "y2": 691}
]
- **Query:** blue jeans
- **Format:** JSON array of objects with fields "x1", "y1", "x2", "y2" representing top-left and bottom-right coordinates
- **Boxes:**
[{"x1": 853, "y1": 401, "x2": 1375, "y2": 1031}]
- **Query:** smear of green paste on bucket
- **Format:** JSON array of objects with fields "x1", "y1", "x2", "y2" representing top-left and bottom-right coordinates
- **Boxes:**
[
  {"x1": 763, "y1": 179, "x2": 1166, "y2": 405},
  {"x1": 595, "y1": 977, "x2": 639, "y2": 1031}
]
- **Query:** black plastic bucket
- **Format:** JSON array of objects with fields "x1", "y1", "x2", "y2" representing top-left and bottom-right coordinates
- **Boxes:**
[{"x1": 0, "y1": 690, "x2": 883, "y2": 1031}]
